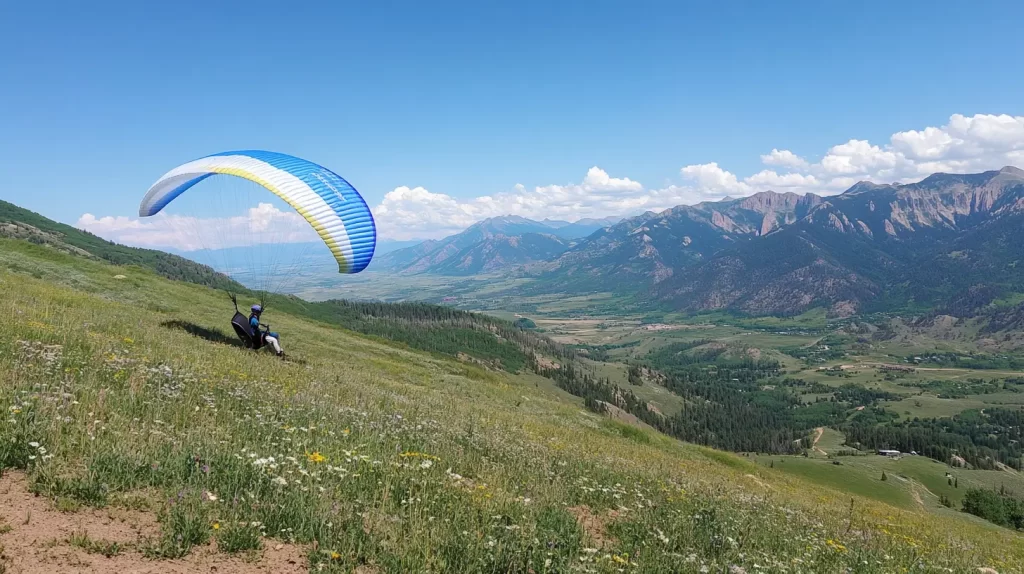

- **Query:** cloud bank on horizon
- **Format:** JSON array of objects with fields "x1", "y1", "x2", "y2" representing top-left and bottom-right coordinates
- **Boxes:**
[
  {"x1": 78, "y1": 113, "x2": 1024, "y2": 248},
  {"x1": 77, "y1": 203, "x2": 317, "y2": 252}
]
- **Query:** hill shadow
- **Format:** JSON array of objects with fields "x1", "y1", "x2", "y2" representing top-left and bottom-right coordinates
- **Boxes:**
[{"x1": 161, "y1": 320, "x2": 245, "y2": 348}]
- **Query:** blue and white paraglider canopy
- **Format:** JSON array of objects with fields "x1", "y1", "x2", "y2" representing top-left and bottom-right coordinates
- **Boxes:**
[{"x1": 140, "y1": 150, "x2": 376, "y2": 275}]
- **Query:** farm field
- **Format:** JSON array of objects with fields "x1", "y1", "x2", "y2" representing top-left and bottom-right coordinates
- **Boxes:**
[{"x1": 508, "y1": 306, "x2": 1024, "y2": 424}]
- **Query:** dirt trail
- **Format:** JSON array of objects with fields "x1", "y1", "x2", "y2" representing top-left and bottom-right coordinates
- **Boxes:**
[
  {"x1": 0, "y1": 470, "x2": 307, "y2": 574},
  {"x1": 908, "y1": 478, "x2": 941, "y2": 509},
  {"x1": 910, "y1": 483, "x2": 925, "y2": 508},
  {"x1": 811, "y1": 427, "x2": 827, "y2": 456}
]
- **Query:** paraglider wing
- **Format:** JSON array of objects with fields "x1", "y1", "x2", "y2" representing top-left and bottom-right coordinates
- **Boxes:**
[{"x1": 139, "y1": 150, "x2": 376, "y2": 273}]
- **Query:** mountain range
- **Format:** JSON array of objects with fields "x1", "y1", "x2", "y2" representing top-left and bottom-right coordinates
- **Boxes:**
[
  {"x1": 371, "y1": 215, "x2": 621, "y2": 275},
  {"x1": 377, "y1": 167, "x2": 1024, "y2": 317},
  {"x1": 651, "y1": 166, "x2": 1024, "y2": 316},
  {"x1": 9, "y1": 165, "x2": 1021, "y2": 320}
]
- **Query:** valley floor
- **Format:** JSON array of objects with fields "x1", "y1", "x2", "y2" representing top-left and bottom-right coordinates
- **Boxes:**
[{"x1": 481, "y1": 302, "x2": 1024, "y2": 526}]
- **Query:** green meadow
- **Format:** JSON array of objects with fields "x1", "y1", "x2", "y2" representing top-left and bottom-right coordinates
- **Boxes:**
[{"x1": 1, "y1": 239, "x2": 1023, "y2": 572}]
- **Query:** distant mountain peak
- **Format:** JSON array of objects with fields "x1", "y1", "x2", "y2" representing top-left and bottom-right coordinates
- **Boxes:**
[
  {"x1": 1000, "y1": 165, "x2": 1024, "y2": 176},
  {"x1": 843, "y1": 181, "x2": 892, "y2": 195},
  {"x1": 539, "y1": 218, "x2": 572, "y2": 228},
  {"x1": 477, "y1": 215, "x2": 532, "y2": 225}
]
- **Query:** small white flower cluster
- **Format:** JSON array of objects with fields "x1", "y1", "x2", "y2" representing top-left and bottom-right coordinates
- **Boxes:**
[
  {"x1": 27, "y1": 440, "x2": 53, "y2": 462},
  {"x1": 16, "y1": 340, "x2": 63, "y2": 367}
]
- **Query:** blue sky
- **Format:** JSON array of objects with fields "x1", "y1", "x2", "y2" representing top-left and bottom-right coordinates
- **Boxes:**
[{"x1": 2, "y1": 1, "x2": 1023, "y2": 243}]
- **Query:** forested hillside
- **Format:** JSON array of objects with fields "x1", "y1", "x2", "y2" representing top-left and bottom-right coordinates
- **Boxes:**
[{"x1": 299, "y1": 299, "x2": 571, "y2": 373}]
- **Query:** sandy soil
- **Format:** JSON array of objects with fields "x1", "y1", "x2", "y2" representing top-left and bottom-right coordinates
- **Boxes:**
[{"x1": 0, "y1": 470, "x2": 307, "y2": 573}]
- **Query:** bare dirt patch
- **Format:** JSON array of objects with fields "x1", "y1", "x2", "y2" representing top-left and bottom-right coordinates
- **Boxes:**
[
  {"x1": 456, "y1": 352, "x2": 503, "y2": 370},
  {"x1": 598, "y1": 401, "x2": 641, "y2": 426},
  {"x1": 743, "y1": 474, "x2": 772, "y2": 491},
  {"x1": 534, "y1": 354, "x2": 561, "y2": 371},
  {"x1": 567, "y1": 506, "x2": 621, "y2": 549},
  {"x1": 0, "y1": 470, "x2": 307, "y2": 573},
  {"x1": 995, "y1": 461, "x2": 1020, "y2": 475}
]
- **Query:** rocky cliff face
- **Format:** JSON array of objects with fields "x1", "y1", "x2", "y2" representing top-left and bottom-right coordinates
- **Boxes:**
[
  {"x1": 534, "y1": 191, "x2": 826, "y2": 291},
  {"x1": 799, "y1": 167, "x2": 1024, "y2": 241},
  {"x1": 652, "y1": 167, "x2": 1024, "y2": 316}
]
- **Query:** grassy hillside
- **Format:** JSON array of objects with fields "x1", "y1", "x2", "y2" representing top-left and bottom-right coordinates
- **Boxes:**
[
  {"x1": 0, "y1": 201, "x2": 570, "y2": 375},
  {"x1": 1, "y1": 239, "x2": 1023, "y2": 572},
  {"x1": 0, "y1": 199, "x2": 241, "y2": 291},
  {"x1": 756, "y1": 447, "x2": 1024, "y2": 513}
]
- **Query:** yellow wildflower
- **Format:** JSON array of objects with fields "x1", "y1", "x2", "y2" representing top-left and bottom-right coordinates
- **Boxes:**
[
  {"x1": 399, "y1": 451, "x2": 440, "y2": 461},
  {"x1": 825, "y1": 539, "x2": 847, "y2": 553},
  {"x1": 212, "y1": 522, "x2": 221, "y2": 530},
  {"x1": 307, "y1": 451, "x2": 326, "y2": 463}
]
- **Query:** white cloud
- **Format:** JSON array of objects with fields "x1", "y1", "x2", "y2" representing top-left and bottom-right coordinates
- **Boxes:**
[
  {"x1": 77, "y1": 203, "x2": 316, "y2": 251},
  {"x1": 582, "y1": 166, "x2": 643, "y2": 191},
  {"x1": 680, "y1": 162, "x2": 752, "y2": 195},
  {"x1": 82, "y1": 113, "x2": 1024, "y2": 245},
  {"x1": 684, "y1": 113, "x2": 1024, "y2": 201},
  {"x1": 744, "y1": 169, "x2": 820, "y2": 189},
  {"x1": 819, "y1": 139, "x2": 897, "y2": 175},
  {"x1": 761, "y1": 149, "x2": 809, "y2": 169},
  {"x1": 374, "y1": 167, "x2": 651, "y2": 240},
  {"x1": 889, "y1": 126, "x2": 955, "y2": 160},
  {"x1": 373, "y1": 186, "x2": 484, "y2": 240}
]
